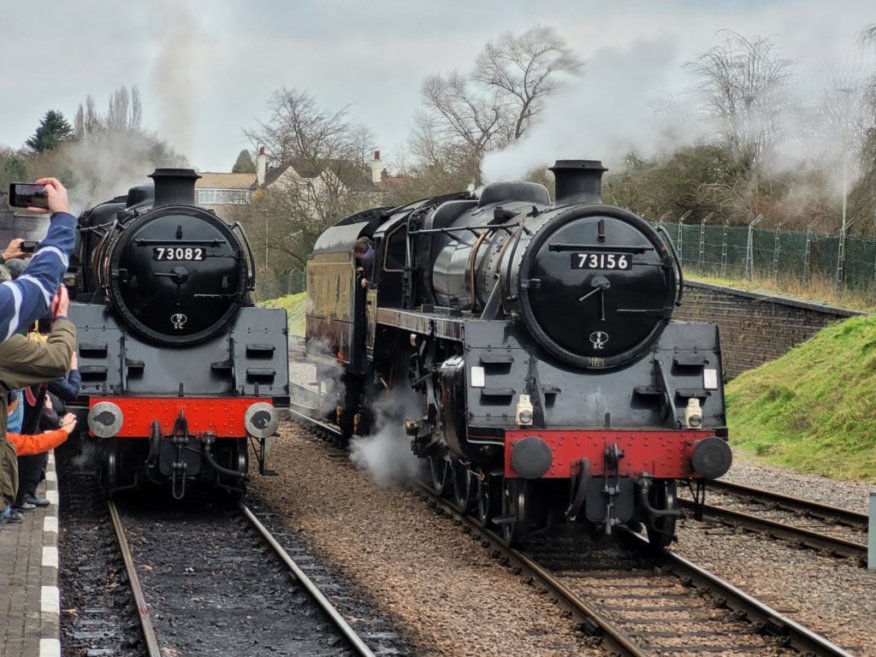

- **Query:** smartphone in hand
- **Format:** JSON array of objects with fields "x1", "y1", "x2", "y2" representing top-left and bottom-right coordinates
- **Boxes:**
[{"x1": 8, "y1": 183, "x2": 48, "y2": 210}]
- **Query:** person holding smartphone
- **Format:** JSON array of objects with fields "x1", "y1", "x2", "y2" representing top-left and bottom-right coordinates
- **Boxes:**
[
  {"x1": 0, "y1": 239, "x2": 30, "y2": 267},
  {"x1": 0, "y1": 175, "x2": 76, "y2": 518},
  {"x1": 0, "y1": 177, "x2": 76, "y2": 341}
]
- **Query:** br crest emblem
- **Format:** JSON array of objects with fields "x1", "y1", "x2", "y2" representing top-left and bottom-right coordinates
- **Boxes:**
[{"x1": 589, "y1": 331, "x2": 609, "y2": 350}]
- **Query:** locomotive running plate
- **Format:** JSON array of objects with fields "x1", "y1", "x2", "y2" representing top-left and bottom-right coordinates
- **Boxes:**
[{"x1": 570, "y1": 252, "x2": 631, "y2": 270}]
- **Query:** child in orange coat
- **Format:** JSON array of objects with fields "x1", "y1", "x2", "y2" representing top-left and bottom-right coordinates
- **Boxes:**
[{"x1": 5, "y1": 396, "x2": 76, "y2": 456}]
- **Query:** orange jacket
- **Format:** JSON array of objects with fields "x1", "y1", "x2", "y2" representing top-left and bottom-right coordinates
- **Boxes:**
[{"x1": 7, "y1": 429, "x2": 68, "y2": 456}]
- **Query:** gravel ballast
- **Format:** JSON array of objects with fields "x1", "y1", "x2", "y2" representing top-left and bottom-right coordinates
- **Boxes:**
[
  {"x1": 252, "y1": 424, "x2": 599, "y2": 657},
  {"x1": 254, "y1": 425, "x2": 875, "y2": 656},
  {"x1": 673, "y1": 452, "x2": 876, "y2": 657}
]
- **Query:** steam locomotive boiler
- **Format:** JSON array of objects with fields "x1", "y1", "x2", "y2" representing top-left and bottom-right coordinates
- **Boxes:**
[
  {"x1": 307, "y1": 159, "x2": 731, "y2": 546},
  {"x1": 68, "y1": 169, "x2": 289, "y2": 497}
]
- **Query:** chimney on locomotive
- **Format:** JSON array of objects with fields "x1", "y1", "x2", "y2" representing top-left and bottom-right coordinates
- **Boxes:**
[
  {"x1": 149, "y1": 168, "x2": 201, "y2": 206},
  {"x1": 549, "y1": 160, "x2": 607, "y2": 205}
]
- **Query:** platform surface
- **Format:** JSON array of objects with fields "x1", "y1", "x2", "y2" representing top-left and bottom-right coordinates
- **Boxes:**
[{"x1": 0, "y1": 451, "x2": 60, "y2": 657}]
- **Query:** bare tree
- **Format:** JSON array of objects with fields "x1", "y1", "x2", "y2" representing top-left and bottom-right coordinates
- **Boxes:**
[
  {"x1": 106, "y1": 87, "x2": 130, "y2": 133},
  {"x1": 687, "y1": 31, "x2": 794, "y2": 171},
  {"x1": 474, "y1": 26, "x2": 582, "y2": 141},
  {"x1": 413, "y1": 26, "x2": 581, "y2": 181},
  {"x1": 244, "y1": 89, "x2": 371, "y2": 168},
  {"x1": 420, "y1": 72, "x2": 506, "y2": 163},
  {"x1": 820, "y1": 79, "x2": 872, "y2": 161},
  {"x1": 73, "y1": 86, "x2": 144, "y2": 136},
  {"x1": 238, "y1": 89, "x2": 377, "y2": 297}
]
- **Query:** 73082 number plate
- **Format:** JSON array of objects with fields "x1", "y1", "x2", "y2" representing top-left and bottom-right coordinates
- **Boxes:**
[
  {"x1": 571, "y1": 252, "x2": 631, "y2": 270},
  {"x1": 153, "y1": 247, "x2": 205, "y2": 261}
]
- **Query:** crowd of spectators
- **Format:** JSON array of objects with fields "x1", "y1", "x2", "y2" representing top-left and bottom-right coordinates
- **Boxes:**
[{"x1": 0, "y1": 178, "x2": 78, "y2": 524}]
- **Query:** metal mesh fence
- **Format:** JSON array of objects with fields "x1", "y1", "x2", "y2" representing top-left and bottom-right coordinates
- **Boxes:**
[
  {"x1": 256, "y1": 270, "x2": 306, "y2": 300},
  {"x1": 659, "y1": 220, "x2": 876, "y2": 296}
]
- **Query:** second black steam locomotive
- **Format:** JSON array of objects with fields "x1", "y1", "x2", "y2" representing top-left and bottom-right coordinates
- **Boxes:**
[
  {"x1": 307, "y1": 159, "x2": 731, "y2": 546},
  {"x1": 68, "y1": 169, "x2": 289, "y2": 498}
]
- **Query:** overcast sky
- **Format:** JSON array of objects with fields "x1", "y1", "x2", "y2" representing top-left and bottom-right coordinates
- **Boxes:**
[{"x1": 1, "y1": 0, "x2": 873, "y2": 176}]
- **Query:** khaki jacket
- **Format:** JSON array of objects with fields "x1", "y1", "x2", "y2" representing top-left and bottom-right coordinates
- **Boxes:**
[{"x1": 0, "y1": 319, "x2": 75, "y2": 504}]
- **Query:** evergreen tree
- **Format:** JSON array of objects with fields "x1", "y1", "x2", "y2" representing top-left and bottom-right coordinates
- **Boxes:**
[
  {"x1": 26, "y1": 110, "x2": 73, "y2": 153},
  {"x1": 232, "y1": 149, "x2": 255, "y2": 173}
]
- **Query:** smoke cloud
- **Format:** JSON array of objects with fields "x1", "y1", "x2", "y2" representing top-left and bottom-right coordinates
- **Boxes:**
[
  {"x1": 62, "y1": 132, "x2": 177, "y2": 211},
  {"x1": 482, "y1": 38, "x2": 708, "y2": 181},
  {"x1": 152, "y1": 0, "x2": 207, "y2": 160},
  {"x1": 349, "y1": 387, "x2": 420, "y2": 487}
]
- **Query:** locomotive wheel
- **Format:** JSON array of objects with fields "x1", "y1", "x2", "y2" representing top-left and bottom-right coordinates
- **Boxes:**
[
  {"x1": 476, "y1": 474, "x2": 500, "y2": 527},
  {"x1": 647, "y1": 480, "x2": 677, "y2": 548},
  {"x1": 429, "y1": 455, "x2": 451, "y2": 496},
  {"x1": 234, "y1": 438, "x2": 249, "y2": 475},
  {"x1": 98, "y1": 439, "x2": 119, "y2": 497},
  {"x1": 500, "y1": 479, "x2": 528, "y2": 546},
  {"x1": 450, "y1": 460, "x2": 473, "y2": 513}
]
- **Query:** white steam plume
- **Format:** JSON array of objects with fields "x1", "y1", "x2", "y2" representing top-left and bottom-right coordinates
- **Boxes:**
[
  {"x1": 482, "y1": 38, "x2": 709, "y2": 182},
  {"x1": 349, "y1": 387, "x2": 420, "y2": 487}
]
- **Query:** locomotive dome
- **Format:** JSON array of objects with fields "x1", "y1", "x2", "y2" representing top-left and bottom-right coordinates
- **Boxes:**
[
  {"x1": 102, "y1": 169, "x2": 250, "y2": 346},
  {"x1": 517, "y1": 162, "x2": 679, "y2": 369}
]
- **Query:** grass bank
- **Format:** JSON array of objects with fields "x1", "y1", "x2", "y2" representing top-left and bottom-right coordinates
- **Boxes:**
[
  {"x1": 726, "y1": 314, "x2": 876, "y2": 483},
  {"x1": 259, "y1": 292, "x2": 306, "y2": 336}
]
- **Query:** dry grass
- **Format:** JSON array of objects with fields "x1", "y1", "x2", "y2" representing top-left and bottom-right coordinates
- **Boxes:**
[{"x1": 687, "y1": 272, "x2": 876, "y2": 312}]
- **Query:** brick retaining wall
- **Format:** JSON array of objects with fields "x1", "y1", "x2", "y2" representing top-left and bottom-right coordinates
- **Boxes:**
[{"x1": 675, "y1": 282, "x2": 865, "y2": 378}]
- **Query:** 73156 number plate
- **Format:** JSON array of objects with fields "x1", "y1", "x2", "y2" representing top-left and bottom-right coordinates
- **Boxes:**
[
  {"x1": 571, "y1": 252, "x2": 631, "y2": 270},
  {"x1": 153, "y1": 247, "x2": 205, "y2": 261}
]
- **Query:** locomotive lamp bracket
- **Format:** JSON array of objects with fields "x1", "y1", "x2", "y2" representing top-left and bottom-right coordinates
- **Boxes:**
[
  {"x1": 684, "y1": 398, "x2": 704, "y2": 428},
  {"x1": 515, "y1": 394, "x2": 534, "y2": 426}
]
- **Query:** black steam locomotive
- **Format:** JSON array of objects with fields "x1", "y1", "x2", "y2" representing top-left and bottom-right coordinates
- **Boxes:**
[
  {"x1": 307, "y1": 160, "x2": 730, "y2": 546},
  {"x1": 68, "y1": 169, "x2": 289, "y2": 498}
]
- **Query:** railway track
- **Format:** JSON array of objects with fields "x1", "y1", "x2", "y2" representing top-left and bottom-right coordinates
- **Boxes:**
[
  {"x1": 680, "y1": 479, "x2": 869, "y2": 565},
  {"x1": 57, "y1": 443, "x2": 400, "y2": 657},
  {"x1": 288, "y1": 404, "x2": 856, "y2": 657}
]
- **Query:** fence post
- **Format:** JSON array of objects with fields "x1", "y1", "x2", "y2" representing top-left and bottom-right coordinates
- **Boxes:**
[
  {"x1": 771, "y1": 221, "x2": 787, "y2": 280},
  {"x1": 676, "y1": 215, "x2": 687, "y2": 264},
  {"x1": 836, "y1": 218, "x2": 854, "y2": 293},
  {"x1": 698, "y1": 212, "x2": 713, "y2": 271},
  {"x1": 745, "y1": 215, "x2": 763, "y2": 281},
  {"x1": 803, "y1": 225, "x2": 813, "y2": 283},
  {"x1": 720, "y1": 220, "x2": 729, "y2": 279}
]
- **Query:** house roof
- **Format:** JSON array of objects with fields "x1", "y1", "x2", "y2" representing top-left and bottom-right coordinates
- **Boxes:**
[
  {"x1": 196, "y1": 172, "x2": 255, "y2": 189},
  {"x1": 261, "y1": 158, "x2": 380, "y2": 192}
]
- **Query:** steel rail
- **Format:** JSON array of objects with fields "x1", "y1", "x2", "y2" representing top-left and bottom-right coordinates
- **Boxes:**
[
  {"x1": 708, "y1": 480, "x2": 868, "y2": 527},
  {"x1": 624, "y1": 531, "x2": 858, "y2": 657},
  {"x1": 239, "y1": 503, "x2": 376, "y2": 657},
  {"x1": 287, "y1": 406, "x2": 645, "y2": 655},
  {"x1": 107, "y1": 500, "x2": 162, "y2": 657},
  {"x1": 413, "y1": 481, "x2": 648, "y2": 657},
  {"x1": 679, "y1": 499, "x2": 867, "y2": 563},
  {"x1": 287, "y1": 399, "x2": 856, "y2": 655}
]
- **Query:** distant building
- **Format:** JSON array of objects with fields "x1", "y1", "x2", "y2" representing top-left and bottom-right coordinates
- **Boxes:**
[
  {"x1": 195, "y1": 172, "x2": 256, "y2": 219},
  {"x1": 194, "y1": 148, "x2": 401, "y2": 221}
]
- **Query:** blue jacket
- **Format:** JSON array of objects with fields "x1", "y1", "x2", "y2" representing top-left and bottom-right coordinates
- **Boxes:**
[{"x1": 0, "y1": 212, "x2": 75, "y2": 341}]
